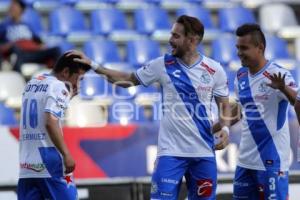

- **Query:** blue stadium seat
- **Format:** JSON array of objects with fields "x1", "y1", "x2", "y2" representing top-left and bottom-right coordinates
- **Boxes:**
[
  {"x1": 224, "y1": 68, "x2": 236, "y2": 93},
  {"x1": 83, "y1": 40, "x2": 121, "y2": 64},
  {"x1": 79, "y1": 71, "x2": 113, "y2": 99},
  {"x1": 115, "y1": 85, "x2": 159, "y2": 100},
  {"x1": 176, "y1": 6, "x2": 215, "y2": 29},
  {"x1": 23, "y1": 0, "x2": 61, "y2": 11},
  {"x1": 218, "y1": 6, "x2": 256, "y2": 32},
  {"x1": 108, "y1": 100, "x2": 148, "y2": 125},
  {"x1": 91, "y1": 8, "x2": 128, "y2": 35},
  {"x1": 134, "y1": 7, "x2": 171, "y2": 35},
  {"x1": 46, "y1": 37, "x2": 75, "y2": 54},
  {"x1": 126, "y1": 39, "x2": 161, "y2": 67},
  {"x1": 211, "y1": 34, "x2": 238, "y2": 65},
  {"x1": 0, "y1": 103, "x2": 18, "y2": 126},
  {"x1": 22, "y1": 8, "x2": 44, "y2": 36},
  {"x1": 90, "y1": 8, "x2": 140, "y2": 41},
  {"x1": 49, "y1": 5, "x2": 91, "y2": 42},
  {"x1": 265, "y1": 35, "x2": 290, "y2": 60},
  {"x1": 176, "y1": 5, "x2": 220, "y2": 40}
]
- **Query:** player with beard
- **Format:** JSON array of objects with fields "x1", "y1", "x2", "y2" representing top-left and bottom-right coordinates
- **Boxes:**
[{"x1": 67, "y1": 15, "x2": 231, "y2": 200}]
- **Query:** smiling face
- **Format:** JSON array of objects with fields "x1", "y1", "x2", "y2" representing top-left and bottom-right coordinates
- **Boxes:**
[
  {"x1": 236, "y1": 34, "x2": 264, "y2": 68},
  {"x1": 169, "y1": 23, "x2": 190, "y2": 58}
]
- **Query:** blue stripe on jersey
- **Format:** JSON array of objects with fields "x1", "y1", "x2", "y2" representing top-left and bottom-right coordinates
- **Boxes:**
[
  {"x1": 277, "y1": 100, "x2": 288, "y2": 130},
  {"x1": 237, "y1": 67, "x2": 280, "y2": 170},
  {"x1": 164, "y1": 54, "x2": 213, "y2": 148},
  {"x1": 39, "y1": 147, "x2": 63, "y2": 177}
]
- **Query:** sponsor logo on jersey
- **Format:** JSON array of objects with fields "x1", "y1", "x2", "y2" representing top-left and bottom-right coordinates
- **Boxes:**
[
  {"x1": 197, "y1": 179, "x2": 213, "y2": 197},
  {"x1": 20, "y1": 162, "x2": 46, "y2": 172}
]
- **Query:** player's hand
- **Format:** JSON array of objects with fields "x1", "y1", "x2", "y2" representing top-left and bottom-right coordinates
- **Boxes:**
[
  {"x1": 66, "y1": 50, "x2": 92, "y2": 67},
  {"x1": 214, "y1": 130, "x2": 229, "y2": 150},
  {"x1": 267, "y1": 72, "x2": 286, "y2": 90},
  {"x1": 63, "y1": 153, "x2": 76, "y2": 174}
]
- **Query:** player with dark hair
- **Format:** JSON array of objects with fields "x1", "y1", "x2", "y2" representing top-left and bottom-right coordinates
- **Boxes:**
[
  {"x1": 214, "y1": 23, "x2": 297, "y2": 200},
  {"x1": 68, "y1": 15, "x2": 231, "y2": 199},
  {"x1": 17, "y1": 53, "x2": 90, "y2": 200}
]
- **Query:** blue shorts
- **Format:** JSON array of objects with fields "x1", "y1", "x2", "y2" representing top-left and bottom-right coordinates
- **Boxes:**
[
  {"x1": 233, "y1": 166, "x2": 288, "y2": 200},
  {"x1": 150, "y1": 156, "x2": 217, "y2": 200},
  {"x1": 17, "y1": 176, "x2": 77, "y2": 200}
]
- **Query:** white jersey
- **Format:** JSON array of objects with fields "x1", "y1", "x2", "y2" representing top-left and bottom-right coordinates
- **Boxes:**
[
  {"x1": 234, "y1": 61, "x2": 297, "y2": 171},
  {"x1": 19, "y1": 74, "x2": 70, "y2": 178},
  {"x1": 297, "y1": 89, "x2": 300, "y2": 162},
  {"x1": 136, "y1": 54, "x2": 229, "y2": 157}
]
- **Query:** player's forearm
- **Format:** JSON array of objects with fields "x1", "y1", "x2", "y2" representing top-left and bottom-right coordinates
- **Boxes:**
[
  {"x1": 212, "y1": 102, "x2": 241, "y2": 133},
  {"x1": 45, "y1": 115, "x2": 70, "y2": 157},
  {"x1": 280, "y1": 85, "x2": 297, "y2": 105},
  {"x1": 92, "y1": 64, "x2": 139, "y2": 87}
]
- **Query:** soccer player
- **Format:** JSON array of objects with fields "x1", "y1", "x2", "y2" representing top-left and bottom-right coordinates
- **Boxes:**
[
  {"x1": 18, "y1": 53, "x2": 90, "y2": 200},
  {"x1": 214, "y1": 24, "x2": 297, "y2": 200},
  {"x1": 67, "y1": 15, "x2": 231, "y2": 199},
  {"x1": 294, "y1": 90, "x2": 300, "y2": 162}
]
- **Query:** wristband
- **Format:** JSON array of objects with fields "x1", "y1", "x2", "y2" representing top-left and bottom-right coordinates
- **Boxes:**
[
  {"x1": 221, "y1": 126, "x2": 230, "y2": 136},
  {"x1": 90, "y1": 60, "x2": 102, "y2": 71}
]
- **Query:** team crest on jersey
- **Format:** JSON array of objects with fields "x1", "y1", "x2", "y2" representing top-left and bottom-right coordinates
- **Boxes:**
[
  {"x1": 200, "y1": 72, "x2": 211, "y2": 84},
  {"x1": 258, "y1": 82, "x2": 268, "y2": 93}
]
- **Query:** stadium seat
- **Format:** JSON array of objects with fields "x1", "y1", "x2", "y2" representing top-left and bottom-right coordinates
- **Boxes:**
[
  {"x1": 211, "y1": 34, "x2": 238, "y2": 66},
  {"x1": 115, "y1": 85, "x2": 159, "y2": 101},
  {"x1": 46, "y1": 37, "x2": 75, "y2": 54},
  {"x1": 218, "y1": 6, "x2": 256, "y2": 32},
  {"x1": 83, "y1": 40, "x2": 121, "y2": 65},
  {"x1": 108, "y1": 100, "x2": 148, "y2": 125},
  {"x1": 265, "y1": 35, "x2": 290, "y2": 60},
  {"x1": 126, "y1": 39, "x2": 161, "y2": 67},
  {"x1": 224, "y1": 68, "x2": 236, "y2": 93},
  {"x1": 134, "y1": 7, "x2": 171, "y2": 41},
  {"x1": 90, "y1": 8, "x2": 141, "y2": 42},
  {"x1": 115, "y1": 0, "x2": 152, "y2": 11},
  {"x1": 65, "y1": 96, "x2": 107, "y2": 127},
  {"x1": 295, "y1": 38, "x2": 300, "y2": 61},
  {"x1": 0, "y1": 0, "x2": 10, "y2": 13},
  {"x1": 259, "y1": 3, "x2": 300, "y2": 39},
  {"x1": 49, "y1": 5, "x2": 91, "y2": 43},
  {"x1": 0, "y1": 103, "x2": 18, "y2": 126},
  {"x1": 23, "y1": 0, "x2": 61, "y2": 11},
  {"x1": 22, "y1": 8, "x2": 44, "y2": 36},
  {"x1": 176, "y1": 5, "x2": 220, "y2": 41},
  {"x1": 0, "y1": 71, "x2": 26, "y2": 108},
  {"x1": 79, "y1": 71, "x2": 113, "y2": 102},
  {"x1": 176, "y1": 6, "x2": 214, "y2": 30}
]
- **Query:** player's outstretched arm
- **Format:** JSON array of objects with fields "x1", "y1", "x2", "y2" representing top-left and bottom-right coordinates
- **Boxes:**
[
  {"x1": 66, "y1": 50, "x2": 140, "y2": 88},
  {"x1": 45, "y1": 112, "x2": 75, "y2": 174}
]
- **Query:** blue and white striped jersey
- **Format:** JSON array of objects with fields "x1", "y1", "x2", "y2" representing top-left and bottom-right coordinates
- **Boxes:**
[
  {"x1": 19, "y1": 74, "x2": 70, "y2": 178},
  {"x1": 136, "y1": 54, "x2": 228, "y2": 157},
  {"x1": 234, "y1": 61, "x2": 297, "y2": 171}
]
